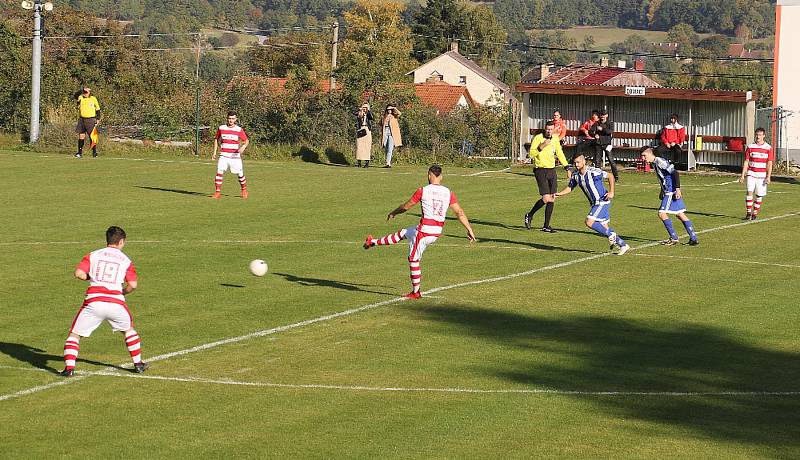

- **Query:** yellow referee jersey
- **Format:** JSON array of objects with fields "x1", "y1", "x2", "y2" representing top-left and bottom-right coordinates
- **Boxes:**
[{"x1": 78, "y1": 95, "x2": 100, "y2": 118}]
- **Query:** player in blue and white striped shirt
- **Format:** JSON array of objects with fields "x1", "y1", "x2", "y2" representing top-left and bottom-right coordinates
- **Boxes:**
[
  {"x1": 641, "y1": 148, "x2": 698, "y2": 245},
  {"x1": 555, "y1": 153, "x2": 630, "y2": 255}
]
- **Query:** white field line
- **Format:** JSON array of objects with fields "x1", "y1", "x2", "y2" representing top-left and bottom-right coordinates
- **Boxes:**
[
  {"x1": 90, "y1": 371, "x2": 800, "y2": 397},
  {"x1": 462, "y1": 167, "x2": 511, "y2": 177},
  {"x1": 2, "y1": 210, "x2": 799, "y2": 403},
  {"x1": 632, "y1": 253, "x2": 800, "y2": 269},
  {"x1": 0, "y1": 239, "x2": 544, "y2": 252}
]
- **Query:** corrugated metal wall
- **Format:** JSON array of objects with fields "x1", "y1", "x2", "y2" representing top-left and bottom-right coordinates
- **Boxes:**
[{"x1": 526, "y1": 93, "x2": 748, "y2": 166}]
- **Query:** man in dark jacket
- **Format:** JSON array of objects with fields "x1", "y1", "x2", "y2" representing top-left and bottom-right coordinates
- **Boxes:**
[{"x1": 593, "y1": 110, "x2": 619, "y2": 181}]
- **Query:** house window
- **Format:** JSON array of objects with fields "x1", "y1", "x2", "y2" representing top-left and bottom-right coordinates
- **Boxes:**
[{"x1": 458, "y1": 76, "x2": 467, "y2": 84}]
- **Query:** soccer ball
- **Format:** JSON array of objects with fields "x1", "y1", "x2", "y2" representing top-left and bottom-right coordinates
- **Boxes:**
[{"x1": 249, "y1": 259, "x2": 268, "y2": 277}]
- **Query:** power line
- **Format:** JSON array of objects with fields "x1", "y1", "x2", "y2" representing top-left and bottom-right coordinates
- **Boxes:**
[{"x1": 410, "y1": 32, "x2": 774, "y2": 63}]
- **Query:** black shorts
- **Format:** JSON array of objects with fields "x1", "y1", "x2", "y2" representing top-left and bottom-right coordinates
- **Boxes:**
[
  {"x1": 76, "y1": 117, "x2": 97, "y2": 134},
  {"x1": 534, "y1": 167, "x2": 557, "y2": 196}
]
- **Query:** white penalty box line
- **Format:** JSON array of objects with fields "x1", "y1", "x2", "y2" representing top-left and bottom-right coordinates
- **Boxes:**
[
  {"x1": 4, "y1": 365, "x2": 799, "y2": 397},
  {"x1": 90, "y1": 371, "x2": 800, "y2": 397},
  {"x1": 2, "y1": 211, "x2": 799, "y2": 402}
]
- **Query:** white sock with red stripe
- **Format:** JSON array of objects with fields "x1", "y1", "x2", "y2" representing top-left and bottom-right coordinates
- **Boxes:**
[
  {"x1": 409, "y1": 259, "x2": 421, "y2": 293},
  {"x1": 373, "y1": 229, "x2": 407, "y2": 246},
  {"x1": 63, "y1": 336, "x2": 80, "y2": 370},
  {"x1": 753, "y1": 195, "x2": 764, "y2": 216},
  {"x1": 746, "y1": 194, "x2": 753, "y2": 214},
  {"x1": 238, "y1": 174, "x2": 247, "y2": 191},
  {"x1": 214, "y1": 172, "x2": 223, "y2": 193},
  {"x1": 124, "y1": 329, "x2": 143, "y2": 364}
]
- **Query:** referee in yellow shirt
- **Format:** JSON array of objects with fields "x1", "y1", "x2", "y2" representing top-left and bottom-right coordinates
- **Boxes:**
[
  {"x1": 75, "y1": 87, "x2": 101, "y2": 158},
  {"x1": 525, "y1": 119, "x2": 569, "y2": 233}
]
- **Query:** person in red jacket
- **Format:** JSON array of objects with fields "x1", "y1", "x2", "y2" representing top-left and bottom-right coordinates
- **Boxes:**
[{"x1": 656, "y1": 114, "x2": 685, "y2": 164}]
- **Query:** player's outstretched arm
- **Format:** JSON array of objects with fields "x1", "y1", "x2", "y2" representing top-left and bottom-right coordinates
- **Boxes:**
[
  {"x1": 739, "y1": 157, "x2": 749, "y2": 183},
  {"x1": 238, "y1": 138, "x2": 249, "y2": 155},
  {"x1": 74, "y1": 268, "x2": 90, "y2": 281},
  {"x1": 123, "y1": 280, "x2": 137, "y2": 295},
  {"x1": 450, "y1": 202, "x2": 476, "y2": 242},
  {"x1": 605, "y1": 175, "x2": 615, "y2": 200},
  {"x1": 387, "y1": 198, "x2": 416, "y2": 220},
  {"x1": 554, "y1": 185, "x2": 572, "y2": 198},
  {"x1": 211, "y1": 138, "x2": 219, "y2": 160}
]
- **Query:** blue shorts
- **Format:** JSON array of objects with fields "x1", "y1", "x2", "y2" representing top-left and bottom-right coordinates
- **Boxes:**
[
  {"x1": 659, "y1": 193, "x2": 686, "y2": 214},
  {"x1": 586, "y1": 201, "x2": 611, "y2": 223}
]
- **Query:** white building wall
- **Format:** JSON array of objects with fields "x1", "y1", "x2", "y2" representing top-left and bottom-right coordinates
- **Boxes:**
[
  {"x1": 412, "y1": 56, "x2": 504, "y2": 106},
  {"x1": 776, "y1": 0, "x2": 800, "y2": 161}
]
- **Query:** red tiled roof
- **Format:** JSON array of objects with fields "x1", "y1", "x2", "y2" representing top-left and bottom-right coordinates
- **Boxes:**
[
  {"x1": 577, "y1": 67, "x2": 625, "y2": 85},
  {"x1": 527, "y1": 64, "x2": 662, "y2": 88},
  {"x1": 414, "y1": 82, "x2": 476, "y2": 114}
]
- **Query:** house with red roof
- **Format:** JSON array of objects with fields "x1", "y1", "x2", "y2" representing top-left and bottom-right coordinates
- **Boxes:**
[
  {"x1": 407, "y1": 43, "x2": 515, "y2": 106},
  {"x1": 414, "y1": 81, "x2": 477, "y2": 115}
]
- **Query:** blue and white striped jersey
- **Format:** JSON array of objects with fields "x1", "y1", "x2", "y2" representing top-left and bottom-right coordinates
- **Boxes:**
[
  {"x1": 568, "y1": 167, "x2": 609, "y2": 205},
  {"x1": 652, "y1": 156, "x2": 678, "y2": 193}
]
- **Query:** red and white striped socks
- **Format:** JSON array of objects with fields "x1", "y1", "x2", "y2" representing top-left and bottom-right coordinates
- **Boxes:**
[
  {"x1": 753, "y1": 195, "x2": 763, "y2": 217},
  {"x1": 238, "y1": 174, "x2": 247, "y2": 191},
  {"x1": 746, "y1": 194, "x2": 754, "y2": 215},
  {"x1": 409, "y1": 259, "x2": 421, "y2": 293},
  {"x1": 63, "y1": 336, "x2": 80, "y2": 371},
  {"x1": 214, "y1": 172, "x2": 223, "y2": 193},
  {"x1": 372, "y1": 229, "x2": 407, "y2": 246},
  {"x1": 124, "y1": 329, "x2": 143, "y2": 364}
]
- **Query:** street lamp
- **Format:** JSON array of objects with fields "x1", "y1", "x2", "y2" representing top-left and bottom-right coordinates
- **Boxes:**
[{"x1": 21, "y1": 0, "x2": 54, "y2": 144}]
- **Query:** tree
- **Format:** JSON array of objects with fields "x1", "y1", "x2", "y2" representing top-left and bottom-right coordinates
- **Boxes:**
[{"x1": 337, "y1": 0, "x2": 416, "y2": 106}]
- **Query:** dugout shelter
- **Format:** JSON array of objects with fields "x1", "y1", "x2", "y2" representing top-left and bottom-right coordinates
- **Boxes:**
[{"x1": 516, "y1": 61, "x2": 757, "y2": 170}]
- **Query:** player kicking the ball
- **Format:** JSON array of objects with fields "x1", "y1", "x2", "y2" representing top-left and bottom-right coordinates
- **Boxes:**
[
  {"x1": 641, "y1": 147, "x2": 698, "y2": 245},
  {"x1": 60, "y1": 226, "x2": 148, "y2": 376},
  {"x1": 211, "y1": 111, "x2": 249, "y2": 199},
  {"x1": 555, "y1": 153, "x2": 630, "y2": 255},
  {"x1": 363, "y1": 165, "x2": 476, "y2": 299}
]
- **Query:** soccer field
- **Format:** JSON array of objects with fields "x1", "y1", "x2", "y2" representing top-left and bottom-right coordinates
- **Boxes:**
[{"x1": 1, "y1": 150, "x2": 799, "y2": 458}]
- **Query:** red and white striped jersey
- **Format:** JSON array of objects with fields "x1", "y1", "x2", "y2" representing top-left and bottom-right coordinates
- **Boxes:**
[
  {"x1": 745, "y1": 142, "x2": 774, "y2": 179},
  {"x1": 409, "y1": 184, "x2": 457, "y2": 236},
  {"x1": 76, "y1": 247, "x2": 137, "y2": 306},
  {"x1": 215, "y1": 124, "x2": 248, "y2": 159}
]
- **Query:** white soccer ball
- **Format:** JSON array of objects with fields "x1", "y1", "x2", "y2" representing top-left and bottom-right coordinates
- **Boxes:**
[{"x1": 249, "y1": 259, "x2": 268, "y2": 277}]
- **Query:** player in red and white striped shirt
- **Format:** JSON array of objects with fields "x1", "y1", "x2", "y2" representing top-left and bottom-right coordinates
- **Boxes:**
[
  {"x1": 211, "y1": 111, "x2": 250, "y2": 199},
  {"x1": 739, "y1": 128, "x2": 774, "y2": 220},
  {"x1": 60, "y1": 226, "x2": 148, "y2": 376},
  {"x1": 363, "y1": 165, "x2": 476, "y2": 298}
]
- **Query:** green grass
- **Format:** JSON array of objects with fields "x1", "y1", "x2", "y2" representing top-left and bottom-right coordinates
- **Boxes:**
[
  {"x1": 530, "y1": 26, "x2": 714, "y2": 51},
  {"x1": 1, "y1": 150, "x2": 799, "y2": 458}
]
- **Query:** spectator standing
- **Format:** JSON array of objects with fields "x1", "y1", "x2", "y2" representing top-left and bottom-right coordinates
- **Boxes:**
[
  {"x1": 75, "y1": 87, "x2": 101, "y2": 158},
  {"x1": 382, "y1": 105, "x2": 403, "y2": 168},
  {"x1": 577, "y1": 110, "x2": 600, "y2": 160},
  {"x1": 594, "y1": 110, "x2": 619, "y2": 181},
  {"x1": 355, "y1": 103, "x2": 374, "y2": 168},
  {"x1": 657, "y1": 114, "x2": 686, "y2": 164},
  {"x1": 552, "y1": 110, "x2": 568, "y2": 143}
]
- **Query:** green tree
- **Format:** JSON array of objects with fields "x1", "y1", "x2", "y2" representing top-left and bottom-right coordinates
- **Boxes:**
[{"x1": 337, "y1": 0, "x2": 416, "y2": 106}]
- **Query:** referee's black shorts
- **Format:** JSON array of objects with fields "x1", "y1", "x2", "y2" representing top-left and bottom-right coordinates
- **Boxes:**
[{"x1": 534, "y1": 167, "x2": 557, "y2": 196}]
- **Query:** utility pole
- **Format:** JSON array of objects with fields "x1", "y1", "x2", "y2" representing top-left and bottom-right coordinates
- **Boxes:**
[
  {"x1": 194, "y1": 33, "x2": 201, "y2": 156},
  {"x1": 22, "y1": 1, "x2": 53, "y2": 143},
  {"x1": 329, "y1": 22, "x2": 339, "y2": 92}
]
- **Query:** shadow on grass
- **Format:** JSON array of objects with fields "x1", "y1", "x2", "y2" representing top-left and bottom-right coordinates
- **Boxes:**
[
  {"x1": 0, "y1": 342, "x2": 127, "y2": 373},
  {"x1": 220, "y1": 283, "x2": 246, "y2": 288},
  {"x1": 627, "y1": 205, "x2": 737, "y2": 219},
  {"x1": 448, "y1": 234, "x2": 595, "y2": 253},
  {"x1": 293, "y1": 146, "x2": 351, "y2": 166},
  {"x1": 274, "y1": 272, "x2": 394, "y2": 296},
  {"x1": 135, "y1": 186, "x2": 206, "y2": 196},
  {"x1": 415, "y1": 305, "x2": 800, "y2": 447}
]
